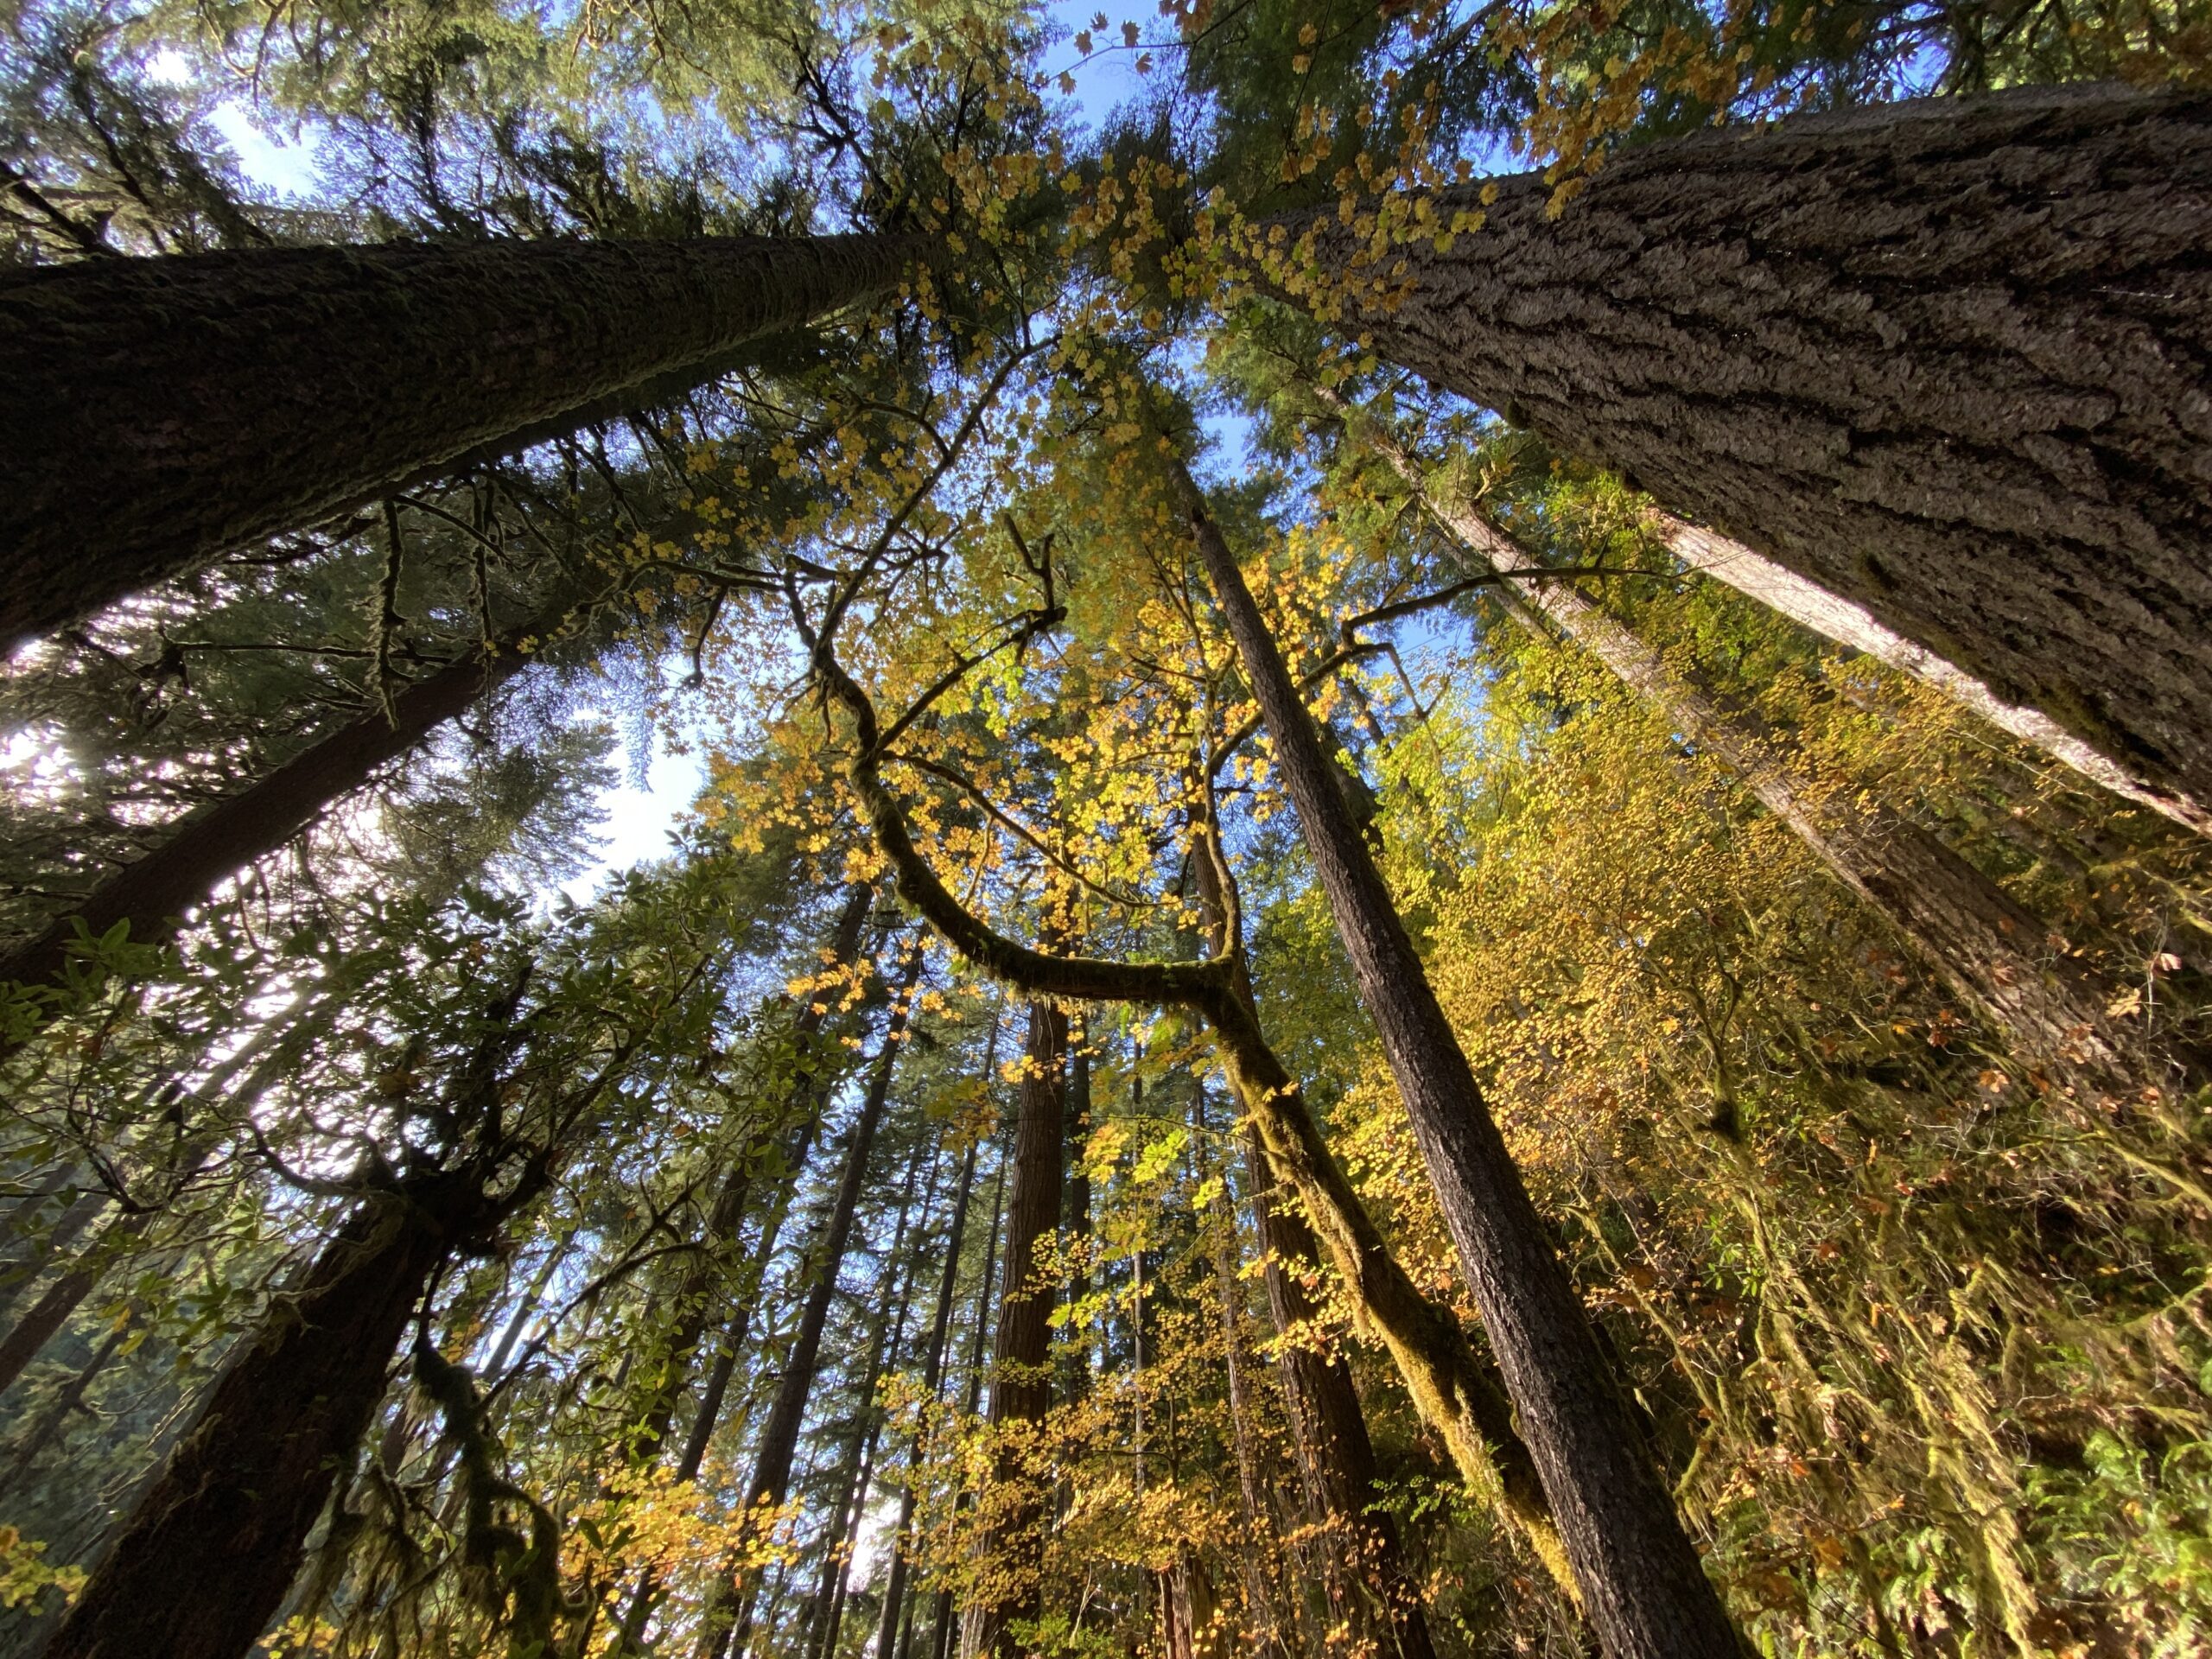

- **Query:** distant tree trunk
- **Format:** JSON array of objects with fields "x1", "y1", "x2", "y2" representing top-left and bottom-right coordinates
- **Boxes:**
[
  {"x1": 805, "y1": 1146, "x2": 936, "y2": 1659},
  {"x1": 39, "y1": 1176, "x2": 485, "y2": 1659},
  {"x1": 0, "y1": 612, "x2": 563, "y2": 1001},
  {"x1": 1176, "y1": 456, "x2": 1739, "y2": 1659},
  {"x1": 961, "y1": 996, "x2": 1066, "y2": 1659},
  {"x1": 0, "y1": 232, "x2": 924, "y2": 644},
  {"x1": 0, "y1": 1316, "x2": 129, "y2": 1497},
  {"x1": 875, "y1": 1014, "x2": 998, "y2": 1659},
  {"x1": 929, "y1": 1134, "x2": 1009, "y2": 1659},
  {"x1": 1655, "y1": 518, "x2": 2212, "y2": 838},
  {"x1": 700, "y1": 944, "x2": 922, "y2": 1659},
  {"x1": 1059, "y1": 1020, "x2": 1093, "y2": 1404},
  {"x1": 1282, "y1": 84, "x2": 2212, "y2": 817},
  {"x1": 1368, "y1": 435, "x2": 2136, "y2": 1081}
]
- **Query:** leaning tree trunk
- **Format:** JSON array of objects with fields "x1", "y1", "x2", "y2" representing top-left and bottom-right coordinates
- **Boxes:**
[
  {"x1": 1654, "y1": 518, "x2": 2212, "y2": 838},
  {"x1": 1274, "y1": 83, "x2": 2212, "y2": 816},
  {"x1": 1366, "y1": 435, "x2": 2136, "y2": 1082},
  {"x1": 0, "y1": 232, "x2": 923, "y2": 644},
  {"x1": 39, "y1": 1176, "x2": 481, "y2": 1659},
  {"x1": 700, "y1": 944, "x2": 921, "y2": 1659},
  {"x1": 0, "y1": 607, "x2": 567, "y2": 1002},
  {"x1": 1174, "y1": 456, "x2": 1739, "y2": 1659},
  {"x1": 962, "y1": 997, "x2": 1067, "y2": 1659}
]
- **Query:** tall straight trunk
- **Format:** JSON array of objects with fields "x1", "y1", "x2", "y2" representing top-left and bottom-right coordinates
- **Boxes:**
[
  {"x1": 1238, "y1": 1128, "x2": 1437, "y2": 1659},
  {"x1": 0, "y1": 613, "x2": 559, "y2": 998},
  {"x1": 700, "y1": 944, "x2": 923, "y2": 1659},
  {"x1": 962, "y1": 997, "x2": 1066, "y2": 1659},
  {"x1": 1175, "y1": 458, "x2": 1738, "y2": 1659},
  {"x1": 929, "y1": 1135, "x2": 1009, "y2": 1659},
  {"x1": 1198, "y1": 1151, "x2": 1293, "y2": 1659},
  {"x1": 1182, "y1": 758, "x2": 1567, "y2": 1599},
  {"x1": 0, "y1": 1317, "x2": 130, "y2": 1497},
  {"x1": 874, "y1": 1012, "x2": 997, "y2": 1659},
  {"x1": 40, "y1": 1177, "x2": 484, "y2": 1659},
  {"x1": 1370, "y1": 437, "x2": 2132, "y2": 1079},
  {"x1": 1281, "y1": 83, "x2": 2212, "y2": 814},
  {"x1": 1655, "y1": 518, "x2": 2212, "y2": 838},
  {"x1": 1059, "y1": 1020, "x2": 1093, "y2": 1404},
  {"x1": 634, "y1": 887, "x2": 874, "y2": 1465},
  {"x1": 0, "y1": 232, "x2": 923, "y2": 643}
]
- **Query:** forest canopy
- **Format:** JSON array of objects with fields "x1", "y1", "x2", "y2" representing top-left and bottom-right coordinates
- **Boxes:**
[{"x1": 3, "y1": 2, "x2": 2211, "y2": 1657}]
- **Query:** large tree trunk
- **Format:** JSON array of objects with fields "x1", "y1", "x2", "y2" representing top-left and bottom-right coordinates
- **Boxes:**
[
  {"x1": 1655, "y1": 518, "x2": 2212, "y2": 838},
  {"x1": 38, "y1": 1178, "x2": 478, "y2": 1659},
  {"x1": 1369, "y1": 436, "x2": 2135, "y2": 1082},
  {"x1": 961, "y1": 998, "x2": 1066, "y2": 1659},
  {"x1": 0, "y1": 232, "x2": 922, "y2": 644},
  {"x1": 1281, "y1": 84, "x2": 2212, "y2": 815},
  {"x1": 700, "y1": 944, "x2": 920, "y2": 1659},
  {"x1": 1176, "y1": 458, "x2": 1739, "y2": 1659},
  {"x1": 927, "y1": 1132, "x2": 1008, "y2": 1659}
]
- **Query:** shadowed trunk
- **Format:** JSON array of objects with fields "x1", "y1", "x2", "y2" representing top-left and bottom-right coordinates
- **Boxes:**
[
  {"x1": 1280, "y1": 83, "x2": 2212, "y2": 816},
  {"x1": 0, "y1": 232, "x2": 923, "y2": 643},
  {"x1": 39, "y1": 1176, "x2": 485, "y2": 1659},
  {"x1": 929, "y1": 1130, "x2": 1008, "y2": 1659},
  {"x1": 700, "y1": 944, "x2": 922, "y2": 1659},
  {"x1": 1175, "y1": 454, "x2": 1739, "y2": 1659},
  {"x1": 961, "y1": 996, "x2": 1066, "y2": 1659},
  {"x1": 0, "y1": 606, "x2": 571, "y2": 1001}
]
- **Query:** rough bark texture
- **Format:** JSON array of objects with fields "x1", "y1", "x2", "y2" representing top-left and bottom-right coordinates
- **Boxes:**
[
  {"x1": 963, "y1": 998, "x2": 1066, "y2": 1659},
  {"x1": 39, "y1": 1181, "x2": 475, "y2": 1659},
  {"x1": 1656, "y1": 518, "x2": 2212, "y2": 838},
  {"x1": 1374, "y1": 438, "x2": 2133, "y2": 1080},
  {"x1": 1178, "y1": 461, "x2": 1738, "y2": 1659},
  {"x1": 1282, "y1": 83, "x2": 2212, "y2": 811},
  {"x1": 0, "y1": 232, "x2": 922, "y2": 645}
]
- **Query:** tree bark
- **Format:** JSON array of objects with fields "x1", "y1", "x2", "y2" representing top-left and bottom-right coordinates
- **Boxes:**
[
  {"x1": 1655, "y1": 518, "x2": 2212, "y2": 838},
  {"x1": 928, "y1": 1129, "x2": 1008, "y2": 1659},
  {"x1": 1365, "y1": 432, "x2": 2134, "y2": 1081},
  {"x1": 962, "y1": 997, "x2": 1066, "y2": 1659},
  {"x1": 700, "y1": 944, "x2": 922, "y2": 1659},
  {"x1": 38, "y1": 1178, "x2": 482, "y2": 1659},
  {"x1": 1175, "y1": 457, "x2": 1738, "y2": 1659},
  {"x1": 1279, "y1": 83, "x2": 2212, "y2": 814},
  {"x1": 0, "y1": 232, "x2": 923, "y2": 644}
]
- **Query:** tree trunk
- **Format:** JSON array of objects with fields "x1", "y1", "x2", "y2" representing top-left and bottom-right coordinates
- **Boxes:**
[
  {"x1": 39, "y1": 1178, "x2": 480, "y2": 1659},
  {"x1": 1281, "y1": 83, "x2": 2212, "y2": 816},
  {"x1": 1184, "y1": 759, "x2": 1567, "y2": 1602},
  {"x1": 700, "y1": 944, "x2": 922, "y2": 1659},
  {"x1": 873, "y1": 1012, "x2": 996, "y2": 1659},
  {"x1": 929, "y1": 1129, "x2": 1009, "y2": 1659},
  {"x1": 1655, "y1": 518, "x2": 2212, "y2": 838},
  {"x1": 1176, "y1": 457, "x2": 1739, "y2": 1659},
  {"x1": 0, "y1": 232, "x2": 923, "y2": 643},
  {"x1": 0, "y1": 622, "x2": 549, "y2": 999},
  {"x1": 0, "y1": 1317, "x2": 129, "y2": 1497},
  {"x1": 1238, "y1": 1129, "x2": 1436, "y2": 1659},
  {"x1": 1369, "y1": 435, "x2": 2134, "y2": 1081},
  {"x1": 962, "y1": 997, "x2": 1066, "y2": 1659},
  {"x1": 634, "y1": 887, "x2": 874, "y2": 1465},
  {"x1": 1059, "y1": 1020, "x2": 1093, "y2": 1405}
]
